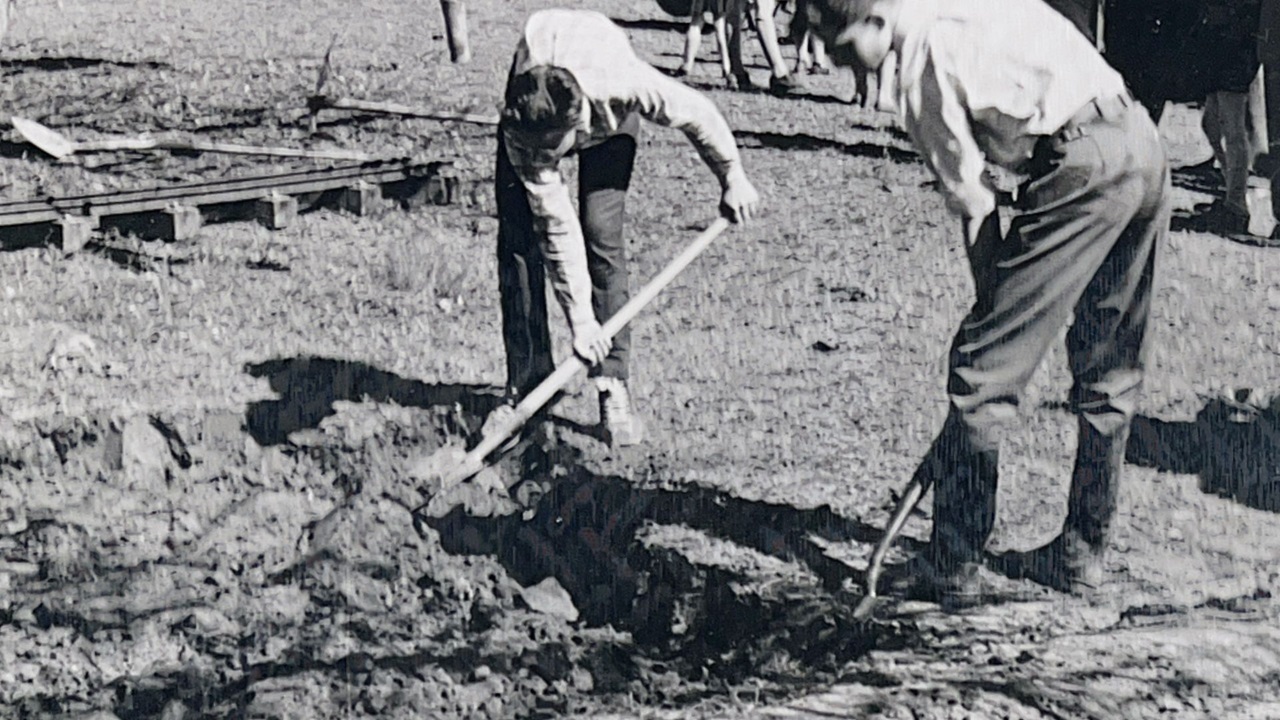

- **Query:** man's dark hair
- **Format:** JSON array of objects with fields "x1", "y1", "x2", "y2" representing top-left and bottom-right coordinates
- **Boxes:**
[{"x1": 502, "y1": 65, "x2": 584, "y2": 132}]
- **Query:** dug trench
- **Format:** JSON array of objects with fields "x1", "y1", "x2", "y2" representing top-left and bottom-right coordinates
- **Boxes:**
[{"x1": 0, "y1": 354, "x2": 916, "y2": 719}]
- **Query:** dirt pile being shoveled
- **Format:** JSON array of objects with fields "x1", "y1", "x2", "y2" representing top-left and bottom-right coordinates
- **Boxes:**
[
  {"x1": 0, "y1": 399, "x2": 567, "y2": 719},
  {"x1": 2, "y1": 390, "x2": 894, "y2": 720}
]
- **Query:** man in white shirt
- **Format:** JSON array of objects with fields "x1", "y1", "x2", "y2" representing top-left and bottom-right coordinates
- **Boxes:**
[
  {"x1": 798, "y1": 0, "x2": 1172, "y2": 607},
  {"x1": 496, "y1": 9, "x2": 760, "y2": 447}
]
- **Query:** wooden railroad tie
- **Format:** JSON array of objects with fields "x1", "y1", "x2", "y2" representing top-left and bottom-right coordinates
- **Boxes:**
[{"x1": 0, "y1": 159, "x2": 466, "y2": 249}]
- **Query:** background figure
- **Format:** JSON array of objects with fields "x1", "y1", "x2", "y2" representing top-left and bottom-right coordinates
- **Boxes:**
[
  {"x1": 794, "y1": 27, "x2": 832, "y2": 76},
  {"x1": 1262, "y1": 0, "x2": 1280, "y2": 235},
  {"x1": 1201, "y1": 85, "x2": 1255, "y2": 232},
  {"x1": 726, "y1": 0, "x2": 801, "y2": 95},
  {"x1": 677, "y1": 0, "x2": 735, "y2": 87},
  {"x1": 850, "y1": 47, "x2": 895, "y2": 112},
  {"x1": 1197, "y1": 1, "x2": 1264, "y2": 233},
  {"x1": 440, "y1": 0, "x2": 471, "y2": 63}
]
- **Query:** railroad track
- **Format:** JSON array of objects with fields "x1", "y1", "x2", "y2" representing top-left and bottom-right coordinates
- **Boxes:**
[{"x1": 0, "y1": 157, "x2": 470, "y2": 251}]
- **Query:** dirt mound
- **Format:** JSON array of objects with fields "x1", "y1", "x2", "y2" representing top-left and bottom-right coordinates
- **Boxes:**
[{"x1": 2, "y1": 398, "x2": 887, "y2": 719}]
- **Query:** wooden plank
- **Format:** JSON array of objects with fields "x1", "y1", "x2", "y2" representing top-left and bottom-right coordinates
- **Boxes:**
[{"x1": 0, "y1": 159, "x2": 447, "y2": 227}]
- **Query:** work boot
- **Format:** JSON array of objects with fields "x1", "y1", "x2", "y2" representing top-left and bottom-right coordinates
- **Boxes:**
[
  {"x1": 596, "y1": 377, "x2": 645, "y2": 447},
  {"x1": 885, "y1": 554, "x2": 1043, "y2": 611},
  {"x1": 1047, "y1": 414, "x2": 1126, "y2": 593},
  {"x1": 997, "y1": 529, "x2": 1105, "y2": 595},
  {"x1": 1201, "y1": 200, "x2": 1250, "y2": 235}
]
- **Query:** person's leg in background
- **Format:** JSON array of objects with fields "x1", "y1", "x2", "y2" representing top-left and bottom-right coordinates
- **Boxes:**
[
  {"x1": 1260, "y1": 0, "x2": 1280, "y2": 234},
  {"x1": 725, "y1": 0, "x2": 753, "y2": 89},
  {"x1": 439, "y1": 0, "x2": 471, "y2": 64},
  {"x1": 677, "y1": 0, "x2": 709, "y2": 77},
  {"x1": 577, "y1": 134, "x2": 645, "y2": 446},
  {"x1": 711, "y1": 0, "x2": 735, "y2": 86},
  {"x1": 1203, "y1": 90, "x2": 1252, "y2": 233},
  {"x1": 1202, "y1": 93, "x2": 1226, "y2": 172},
  {"x1": 727, "y1": 0, "x2": 801, "y2": 94}
]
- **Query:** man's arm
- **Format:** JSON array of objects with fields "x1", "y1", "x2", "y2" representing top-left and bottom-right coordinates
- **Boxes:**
[
  {"x1": 503, "y1": 134, "x2": 597, "y2": 336},
  {"x1": 620, "y1": 60, "x2": 749, "y2": 190},
  {"x1": 901, "y1": 52, "x2": 998, "y2": 227}
]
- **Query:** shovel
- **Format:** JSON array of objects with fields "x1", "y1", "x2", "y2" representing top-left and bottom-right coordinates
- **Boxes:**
[
  {"x1": 412, "y1": 216, "x2": 732, "y2": 518},
  {"x1": 11, "y1": 116, "x2": 375, "y2": 162},
  {"x1": 852, "y1": 472, "x2": 932, "y2": 619}
]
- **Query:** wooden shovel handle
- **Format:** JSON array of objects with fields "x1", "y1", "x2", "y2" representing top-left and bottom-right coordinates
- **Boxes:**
[{"x1": 440, "y1": 216, "x2": 733, "y2": 487}]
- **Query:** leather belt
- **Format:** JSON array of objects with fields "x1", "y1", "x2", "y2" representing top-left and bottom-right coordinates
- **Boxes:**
[{"x1": 1052, "y1": 92, "x2": 1134, "y2": 144}]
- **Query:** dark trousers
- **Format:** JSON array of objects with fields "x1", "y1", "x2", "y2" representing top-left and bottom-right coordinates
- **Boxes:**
[
  {"x1": 917, "y1": 94, "x2": 1172, "y2": 566},
  {"x1": 1262, "y1": 0, "x2": 1280, "y2": 218},
  {"x1": 495, "y1": 132, "x2": 637, "y2": 399}
]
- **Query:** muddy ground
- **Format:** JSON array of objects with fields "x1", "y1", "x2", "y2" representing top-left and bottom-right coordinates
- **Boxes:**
[{"x1": 1, "y1": 0, "x2": 1279, "y2": 718}]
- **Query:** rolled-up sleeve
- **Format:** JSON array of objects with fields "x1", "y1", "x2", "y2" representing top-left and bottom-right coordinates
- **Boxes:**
[
  {"x1": 620, "y1": 61, "x2": 746, "y2": 188},
  {"x1": 902, "y1": 52, "x2": 996, "y2": 221},
  {"x1": 503, "y1": 132, "x2": 597, "y2": 332}
]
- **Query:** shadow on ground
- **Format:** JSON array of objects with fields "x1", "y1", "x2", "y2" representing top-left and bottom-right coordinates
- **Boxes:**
[
  {"x1": 1171, "y1": 159, "x2": 1222, "y2": 196},
  {"x1": 425, "y1": 437, "x2": 919, "y2": 677},
  {"x1": 608, "y1": 17, "x2": 688, "y2": 33},
  {"x1": 244, "y1": 355, "x2": 917, "y2": 682},
  {"x1": 1126, "y1": 395, "x2": 1280, "y2": 513},
  {"x1": 244, "y1": 356, "x2": 504, "y2": 445},
  {"x1": 733, "y1": 129, "x2": 918, "y2": 164},
  {"x1": 0, "y1": 56, "x2": 170, "y2": 73}
]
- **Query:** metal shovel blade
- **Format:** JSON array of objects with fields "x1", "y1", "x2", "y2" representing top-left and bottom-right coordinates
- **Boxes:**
[{"x1": 11, "y1": 116, "x2": 76, "y2": 159}]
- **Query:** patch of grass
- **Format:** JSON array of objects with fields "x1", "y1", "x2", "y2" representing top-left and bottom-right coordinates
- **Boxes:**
[{"x1": 380, "y1": 217, "x2": 471, "y2": 303}]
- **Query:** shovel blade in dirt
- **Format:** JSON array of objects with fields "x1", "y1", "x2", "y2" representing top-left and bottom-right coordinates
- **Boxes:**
[
  {"x1": 11, "y1": 116, "x2": 375, "y2": 162},
  {"x1": 412, "y1": 217, "x2": 734, "y2": 518}
]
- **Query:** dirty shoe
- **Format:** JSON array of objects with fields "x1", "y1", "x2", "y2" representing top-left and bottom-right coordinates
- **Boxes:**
[
  {"x1": 884, "y1": 554, "x2": 1044, "y2": 611},
  {"x1": 997, "y1": 530, "x2": 1106, "y2": 596},
  {"x1": 1053, "y1": 530, "x2": 1106, "y2": 594},
  {"x1": 596, "y1": 377, "x2": 645, "y2": 447}
]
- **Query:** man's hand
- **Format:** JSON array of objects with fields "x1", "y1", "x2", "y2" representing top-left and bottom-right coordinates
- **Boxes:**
[
  {"x1": 572, "y1": 319, "x2": 613, "y2": 366},
  {"x1": 720, "y1": 171, "x2": 761, "y2": 224}
]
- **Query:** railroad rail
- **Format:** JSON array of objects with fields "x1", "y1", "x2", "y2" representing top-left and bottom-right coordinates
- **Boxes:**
[{"x1": 0, "y1": 157, "x2": 466, "y2": 250}]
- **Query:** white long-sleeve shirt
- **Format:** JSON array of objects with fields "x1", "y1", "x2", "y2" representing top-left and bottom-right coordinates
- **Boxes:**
[
  {"x1": 892, "y1": 0, "x2": 1129, "y2": 221},
  {"x1": 503, "y1": 8, "x2": 746, "y2": 333}
]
